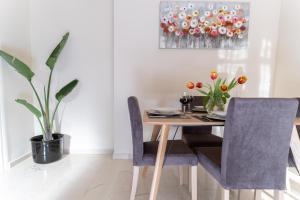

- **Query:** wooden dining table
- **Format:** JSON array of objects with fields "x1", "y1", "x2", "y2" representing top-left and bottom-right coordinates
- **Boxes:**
[{"x1": 143, "y1": 112, "x2": 300, "y2": 200}]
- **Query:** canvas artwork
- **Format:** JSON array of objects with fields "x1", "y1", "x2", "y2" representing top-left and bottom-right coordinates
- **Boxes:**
[{"x1": 159, "y1": 1, "x2": 250, "y2": 49}]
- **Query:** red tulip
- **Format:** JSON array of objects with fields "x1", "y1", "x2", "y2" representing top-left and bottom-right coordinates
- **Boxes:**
[
  {"x1": 186, "y1": 82, "x2": 195, "y2": 89},
  {"x1": 237, "y1": 76, "x2": 248, "y2": 84},
  {"x1": 210, "y1": 70, "x2": 218, "y2": 80},
  {"x1": 196, "y1": 82, "x2": 203, "y2": 88}
]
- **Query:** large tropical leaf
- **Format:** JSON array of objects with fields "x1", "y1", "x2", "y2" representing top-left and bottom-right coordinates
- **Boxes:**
[
  {"x1": 55, "y1": 79, "x2": 79, "y2": 101},
  {"x1": 46, "y1": 32, "x2": 70, "y2": 70},
  {"x1": 15, "y1": 99, "x2": 41, "y2": 118},
  {"x1": 0, "y1": 50, "x2": 34, "y2": 81}
]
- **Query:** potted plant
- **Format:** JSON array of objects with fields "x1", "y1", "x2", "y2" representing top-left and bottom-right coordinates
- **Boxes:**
[
  {"x1": 0, "y1": 32, "x2": 78, "y2": 164},
  {"x1": 186, "y1": 70, "x2": 247, "y2": 113}
]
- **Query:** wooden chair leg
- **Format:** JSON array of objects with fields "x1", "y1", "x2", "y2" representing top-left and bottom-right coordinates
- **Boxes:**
[
  {"x1": 286, "y1": 169, "x2": 291, "y2": 192},
  {"x1": 221, "y1": 188, "x2": 229, "y2": 200},
  {"x1": 274, "y1": 190, "x2": 283, "y2": 200},
  {"x1": 130, "y1": 166, "x2": 139, "y2": 200},
  {"x1": 179, "y1": 166, "x2": 184, "y2": 186},
  {"x1": 254, "y1": 189, "x2": 262, "y2": 200},
  {"x1": 191, "y1": 166, "x2": 197, "y2": 200},
  {"x1": 189, "y1": 166, "x2": 191, "y2": 193}
]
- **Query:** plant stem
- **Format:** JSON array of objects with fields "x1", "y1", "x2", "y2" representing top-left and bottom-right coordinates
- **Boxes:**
[
  {"x1": 46, "y1": 70, "x2": 53, "y2": 119},
  {"x1": 50, "y1": 101, "x2": 61, "y2": 133}
]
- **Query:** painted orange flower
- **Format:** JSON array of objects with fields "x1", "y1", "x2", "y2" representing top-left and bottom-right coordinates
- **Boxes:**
[
  {"x1": 220, "y1": 84, "x2": 228, "y2": 93},
  {"x1": 210, "y1": 70, "x2": 218, "y2": 80},
  {"x1": 196, "y1": 82, "x2": 203, "y2": 88},
  {"x1": 186, "y1": 82, "x2": 195, "y2": 89},
  {"x1": 237, "y1": 76, "x2": 248, "y2": 84}
]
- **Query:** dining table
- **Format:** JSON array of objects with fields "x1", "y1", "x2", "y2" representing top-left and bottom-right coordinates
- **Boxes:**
[{"x1": 142, "y1": 111, "x2": 300, "y2": 200}]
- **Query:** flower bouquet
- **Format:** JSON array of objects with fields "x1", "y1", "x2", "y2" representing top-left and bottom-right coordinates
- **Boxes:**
[{"x1": 186, "y1": 70, "x2": 247, "y2": 113}]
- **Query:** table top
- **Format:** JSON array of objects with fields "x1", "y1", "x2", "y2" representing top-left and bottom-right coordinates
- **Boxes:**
[{"x1": 143, "y1": 111, "x2": 300, "y2": 126}]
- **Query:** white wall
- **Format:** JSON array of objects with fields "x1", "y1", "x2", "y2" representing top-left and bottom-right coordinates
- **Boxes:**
[
  {"x1": 30, "y1": 0, "x2": 114, "y2": 153},
  {"x1": 0, "y1": 0, "x2": 34, "y2": 165},
  {"x1": 274, "y1": 0, "x2": 300, "y2": 97},
  {"x1": 113, "y1": 0, "x2": 282, "y2": 157}
]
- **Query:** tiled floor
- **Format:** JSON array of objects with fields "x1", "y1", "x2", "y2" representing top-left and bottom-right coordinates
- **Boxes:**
[{"x1": 0, "y1": 155, "x2": 299, "y2": 200}]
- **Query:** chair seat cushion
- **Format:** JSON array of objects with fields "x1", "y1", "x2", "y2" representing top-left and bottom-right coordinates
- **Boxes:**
[
  {"x1": 136, "y1": 140, "x2": 198, "y2": 166},
  {"x1": 182, "y1": 133, "x2": 223, "y2": 148},
  {"x1": 194, "y1": 147, "x2": 222, "y2": 183}
]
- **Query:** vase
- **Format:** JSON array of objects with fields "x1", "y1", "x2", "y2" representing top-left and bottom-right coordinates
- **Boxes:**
[{"x1": 205, "y1": 97, "x2": 226, "y2": 114}]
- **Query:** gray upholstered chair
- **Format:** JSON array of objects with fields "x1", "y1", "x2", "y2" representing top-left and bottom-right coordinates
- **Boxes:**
[
  {"x1": 128, "y1": 96, "x2": 198, "y2": 200},
  {"x1": 182, "y1": 96, "x2": 223, "y2": 148},
  {"x1": 286, "y1": 98, "x2": 300, "y2": 196},
  {"x1": 194, "y1": 98, "x2": 298, "y2": 200}
]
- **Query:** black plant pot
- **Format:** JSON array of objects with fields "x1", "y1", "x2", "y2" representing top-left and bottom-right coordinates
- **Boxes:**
[{"x1": 30, "y1": 133, "x2": 64, "y2": 164}]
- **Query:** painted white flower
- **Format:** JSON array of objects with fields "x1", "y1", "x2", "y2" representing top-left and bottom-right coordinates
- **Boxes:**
[
  {"x1": 205, "y1": 11, "x2": 211, "y2": 17},
  {"x1": 200, "y1": 27, "x2": 205, "y2": 34},
  {"x1": 188, "y1": 3, "x2": 194, "y2": 10},
  {"x1": 179, "y1": 12, "x2": 187, "y2": 20},
  {"x1": 167, "y1": 12, "x2": 174, "y2": 18},
  {"x1": 161, "y1": 16, "x2": 168, "y2": 24},
  {"x1": 226, "y1": 31, "x2": 233, "y2": 37},
  {"x1": 182, "y1": 21, "x2": 189, "y2": 29},
  {"x1": 180, "y1": 6, "x2": 187, "y2": 12},
  {"x1": 234, "y1": 4, "x2": 241, "y2": 10},
  {"x1": 211, "y1": 23, "x2": 218, "y2": 30},
  {"x1": 193, "y1": 10, "x2": 200, "y2": 17},
  {"x1": 200, "y1": 16, "x2": 206, "y2": 23},
  {"x1": 234, "y1": 21, "x2": 243, "y2": 28},
  {"x1": 168, "y1": 26, "x2": 175, "y2": 33},
  {"x1": 208, "y1": 4, "x2": 214, "y2": 10},
  {"x1": 224, "y1": 15, "x2": 232, "y2": 21},
  {"x1": 230, "y1": 10, "x2": 237, "y2": 16},
  {"x1": 222, "y1": 5, "x2": 228, "y2": 11},
  {"x1": 175, "y1": 31, "x2": 181, "y2": 36},
  {"x1": 218, "y1": 27, "x2": 227, "y2": 35},
  {"x1": 213, "y1": 10, "x2": 218, "y2": 15},
  {"x1": 204, "y1": 21, "x2": 210, "y2": 27},
  {"x1": 238, "y1": 34, "x2": 244, "y2": 39},
  {"x1": 190, "y1": 19, "x2": 198, "y2": 28}
]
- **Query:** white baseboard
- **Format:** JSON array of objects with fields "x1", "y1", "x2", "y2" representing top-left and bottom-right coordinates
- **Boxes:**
[
  {"x1": 69, "y1": 148, "x2": 113, "y2": 155},
  {"x1": 113, "y1": 152, "x2": 132, "y2": 159},
  {"x1": 8, "y1": 152, "x2": 31, "y2": 168}
]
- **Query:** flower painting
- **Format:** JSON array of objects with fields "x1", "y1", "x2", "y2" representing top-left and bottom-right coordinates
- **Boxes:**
[{"x1": 159, "y1": 1, "x2": 250, "y2": 49}]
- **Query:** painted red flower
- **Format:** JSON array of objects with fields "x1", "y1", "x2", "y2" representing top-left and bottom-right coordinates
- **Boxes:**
[
  {"x1": 237, "y1": 76, "x2": 248, "y2": 84},
  {"x1": 186, "y1": 82, "x2": 195, "y2": 89},
  {"x1": 196, "y1": 82, "x2": 203, "y2": 88},
  {"x1": 210, "y1": 70, "x2": 218, "y2": 80}
]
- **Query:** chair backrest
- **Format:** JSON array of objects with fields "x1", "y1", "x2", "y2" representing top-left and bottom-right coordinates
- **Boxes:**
[
  {"x1": 221, "y1": 98, "x2": 298, "y2": 189},
  {"x1": 296, "y1": 98, "x2": 300, "y2": 135},
  {"x1": 128, "y1": 96, "x2": 144, "y2": 165}
]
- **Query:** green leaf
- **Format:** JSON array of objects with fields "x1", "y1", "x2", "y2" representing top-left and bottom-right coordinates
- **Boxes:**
[
  {"x1": 228, "y1": 78, "x2": 236, "y2": 90},
  {"x1": 224, "y1": 93, "x2": 230, "y2": 98},
  {"x1": 197, "y1": 89, "x2": 208, "y2": 95},
  {"x1": 15, "y1": 99, "x2": 41, "y2": 118},
  {"x1": 55, "y1": 79, "x2": 79, "y2": 101},
  {"x1": 46, "y1": 32, "x2": 70, "y2": 70},
  {"x1": 0, "y1": 50, "x2": 34, "y2": 81}
]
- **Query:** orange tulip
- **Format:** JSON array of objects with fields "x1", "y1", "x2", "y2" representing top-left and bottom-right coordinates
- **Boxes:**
[
  {"x1": 210, "y1": 70, "x2": 218, "y2": 80},
  {"x1": 186, "y1": 82, "x2": 195, "y2": 89},
  {"x1": 237, "y1": 76, "x2": 248, "y2": 84},
  {"x1": 220, "y1": 84, "x2": 228, "y2": 93}
]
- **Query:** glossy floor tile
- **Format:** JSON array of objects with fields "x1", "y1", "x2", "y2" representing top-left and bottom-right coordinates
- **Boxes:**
[{"x1": 0, "y1": 155, "x2": 299, "y2": 200}]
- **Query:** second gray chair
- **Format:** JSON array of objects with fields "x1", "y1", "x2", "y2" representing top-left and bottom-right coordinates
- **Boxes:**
[
  {"x1": 128, "y1": 96, "x2": 198, "y2": 200},
  {"x1": 194, "y1": 98, "x2": 298, "y2": 200}
]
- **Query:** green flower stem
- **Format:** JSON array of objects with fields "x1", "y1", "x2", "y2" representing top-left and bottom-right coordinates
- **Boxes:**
[{"x1": 50, "y1": 100, "x2": 61, "y2": 132}]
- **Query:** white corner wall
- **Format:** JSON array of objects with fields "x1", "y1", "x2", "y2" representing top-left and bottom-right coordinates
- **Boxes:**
[
  {"x1": 30, "y1": 0, "x2": 114, "y2": 153},
  {"x1": 0, "y1": 0, "x2": 34, "y2": 165},
  {"x1": 274, "y1": 0, "x2": 300, "y2": 97},
  {"x1": 113, "y1": 0, "x2": 283, "y2": 157}
]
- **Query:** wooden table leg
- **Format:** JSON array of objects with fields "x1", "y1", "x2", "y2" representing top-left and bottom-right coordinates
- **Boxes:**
[
  {"x1": 290, "y1": 125, "x2": 300, "y2": 171},
  {"x1": 149, "y1": 124, "x2": 170, "y2": 200},
  {"x1": 142, "y1": 125, "x2": 162, "y2": 178}
]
